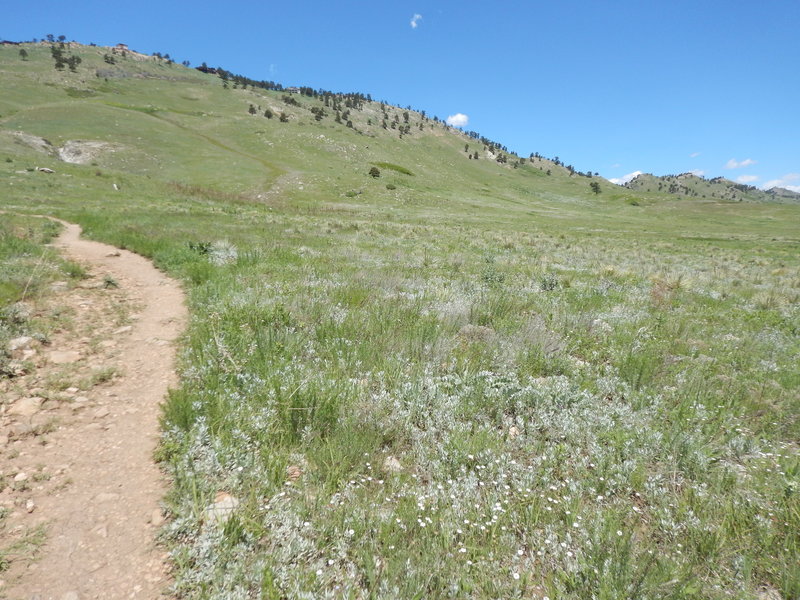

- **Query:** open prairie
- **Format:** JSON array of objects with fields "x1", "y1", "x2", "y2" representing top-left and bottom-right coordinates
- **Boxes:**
[{"x1": 1, "y1": 43, "x2": 798, "y2": 599}]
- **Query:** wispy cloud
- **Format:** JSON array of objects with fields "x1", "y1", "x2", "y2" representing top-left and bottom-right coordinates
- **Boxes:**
[
  {"x1": 446, "y1": 113, "x2": 469, "y2": 127},
  {"x1": 689, "y1": 152, "x2": 701, "y2": 158},
  {"x1": 410, "y1": 13, "x2": 422, "y2": 28},
  {"x1": 689, "y1": 169, "x2": 705, "y2": 177},
  {"x1": 609, "y1": 170, "x2": 642, "y2": 185},
  {"x1": 763, "y1": 173, "x2": 800, "y2": 191},
  {"x1": 736, "y1": 174, "x2": 758, "y2": 183},
  {"x1": 725, "y1": 158, "x2": 756, "y2": 169}
]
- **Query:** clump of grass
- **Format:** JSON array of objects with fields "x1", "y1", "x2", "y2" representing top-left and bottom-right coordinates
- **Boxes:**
[{"x1": 371, "y1": 162, "x2": 414, "y2": 176}]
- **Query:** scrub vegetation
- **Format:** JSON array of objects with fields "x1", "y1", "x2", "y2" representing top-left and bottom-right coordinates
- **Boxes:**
[{"x1": 1, "y1": 42, "x2": 798, "y2": 599}]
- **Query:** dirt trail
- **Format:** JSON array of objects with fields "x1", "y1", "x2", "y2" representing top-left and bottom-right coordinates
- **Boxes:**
[{"x1": 2, "y1": 219, "x2": 186, "y2": 599}]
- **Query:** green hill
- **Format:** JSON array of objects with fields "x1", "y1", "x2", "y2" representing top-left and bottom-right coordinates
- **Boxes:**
[
  {"x1": 2, "y1": 42, "x2": 799, "y2": 599},
  {"x1": 624, "y1": 171, "x2": 800, "y2": 204}
]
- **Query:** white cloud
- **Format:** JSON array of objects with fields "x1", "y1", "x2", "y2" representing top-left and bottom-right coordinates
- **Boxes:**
[
  {"x1": 763, "y1": 173, "x2": 800, "y2": 190},
  {"x1": 736, "y1": 175, "x2": 759, "y2": 183},
  {"x1": 446, "y1": 113, "x2": 469, "y2": 127},
  {"x1": 609, "y1": 170, "x2": 642, "y2": 185},
  {"x1": 611, "y1": 163, "x2": 621, "y2": 168},
  {"x1": 410, "y1": 13, "x2": 422, "y2": 28},
  {"x1": 689, "y1": 169, "x2": 705, "y2": 176},
  {"x1": 725, "y1": 158, "x2": 756, "y2": 169},
  {"x1": 689, "y1": 152, "x2": 701, "y2": 158}
]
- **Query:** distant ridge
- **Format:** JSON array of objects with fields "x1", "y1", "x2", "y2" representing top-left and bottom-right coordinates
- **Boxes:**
[{"x1": 624, "y1": 172, "x2": 800, "y2": 204}]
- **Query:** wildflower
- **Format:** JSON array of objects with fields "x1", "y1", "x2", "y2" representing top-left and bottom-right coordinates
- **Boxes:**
[
  {"x1": 616, "y1": 530, "x2": 623, "y2": 537},
  {"x1": 512, "y1": 572, "x2": 520, "y2": 580}
]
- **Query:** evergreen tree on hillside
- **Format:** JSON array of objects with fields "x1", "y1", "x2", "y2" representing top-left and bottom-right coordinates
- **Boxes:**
[
  {"x1": 50, "y1": 45, "x2": 66, "y2": 70},
  {"x1": 66, "y1": 55, "x2": 81, "y2": 72},
  {"x1": 19, "y1": 49, "x2": 28, "y2": 60}
]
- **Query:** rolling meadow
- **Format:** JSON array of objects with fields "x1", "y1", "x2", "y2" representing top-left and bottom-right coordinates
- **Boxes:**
[{"x1": 1, "y1": 42, "x2": 798, "y2": 599}]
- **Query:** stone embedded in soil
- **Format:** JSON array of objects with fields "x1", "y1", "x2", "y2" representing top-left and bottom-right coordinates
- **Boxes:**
[
  {"x1": 7, "y1": 397, "x2": 43, "y2": 418},
  {"x1": 8, "y1": 336, "x2": 36, "y2": 358},
  {"x1": 8, "y1": 422, "x2": 35, "y2": 438},
  {"x1": 383, "y1": 456, "x2": 403, "y2": 473},
  {"x1": 286, "y1": 465, "x2": 303, "y2": 481},
  {"x1": 149, "y1": 508, "x2": 165, "y2": 527},
  {"x1": 47, "y1": 350, "x2": 82, "y2": 365},
  {"x1": 204, "y1": 492, "x2": 239, "y2": 526}
]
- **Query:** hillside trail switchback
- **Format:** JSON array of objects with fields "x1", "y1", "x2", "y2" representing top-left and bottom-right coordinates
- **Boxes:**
[{"x1": 3, "y1": 218, "x2": 186, "y2": 599}]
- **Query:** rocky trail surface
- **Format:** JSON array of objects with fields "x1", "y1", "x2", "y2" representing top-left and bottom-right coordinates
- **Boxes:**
[{"x1": 1, "y1": 219, "x2": 186, "y2": 599}]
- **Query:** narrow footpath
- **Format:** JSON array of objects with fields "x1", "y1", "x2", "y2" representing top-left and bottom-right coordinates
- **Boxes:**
[{"x1": 3, "y1": 219, "x2": 186, "y2": 599}]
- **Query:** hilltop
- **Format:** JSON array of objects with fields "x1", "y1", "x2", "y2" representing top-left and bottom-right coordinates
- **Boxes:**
[
  {"x1": 624, "y1": 172, "x2": 800, "y2": 204},
  {"x1": 0, "y1": 41, "x2": 607, "y2": 210}
]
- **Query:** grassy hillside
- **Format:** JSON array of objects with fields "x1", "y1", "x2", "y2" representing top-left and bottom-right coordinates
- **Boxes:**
[
  {"x1": 2, "y1": 42, "x2": 799, "y2": 599},
  {"x1": 625, "y1": 172, "x2": 800, "y2": 204}
]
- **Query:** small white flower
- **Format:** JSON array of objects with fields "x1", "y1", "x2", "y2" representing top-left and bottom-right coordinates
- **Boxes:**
[
  {"x1": 616, "y1": 530, "x2": 623, "y2": 537},
  {"x1": 512, "y1": 572, "x2": 520, "y2": 580}
]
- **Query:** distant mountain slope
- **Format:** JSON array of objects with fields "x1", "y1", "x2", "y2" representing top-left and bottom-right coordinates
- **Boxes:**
[
  {"x1": 0, "y1": 40, "x2": 629, "y2": 221},
  {"x1": 0, "y1": 39, "x2": 794, "y2": 215},
  {"x1": 624, "y1": 172, "x2": 800, "y2": 204}
]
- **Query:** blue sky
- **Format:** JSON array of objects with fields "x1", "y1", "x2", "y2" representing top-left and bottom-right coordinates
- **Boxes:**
[{"x1": 4, "y1": 0, "x2": 799, "y2": 190}]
